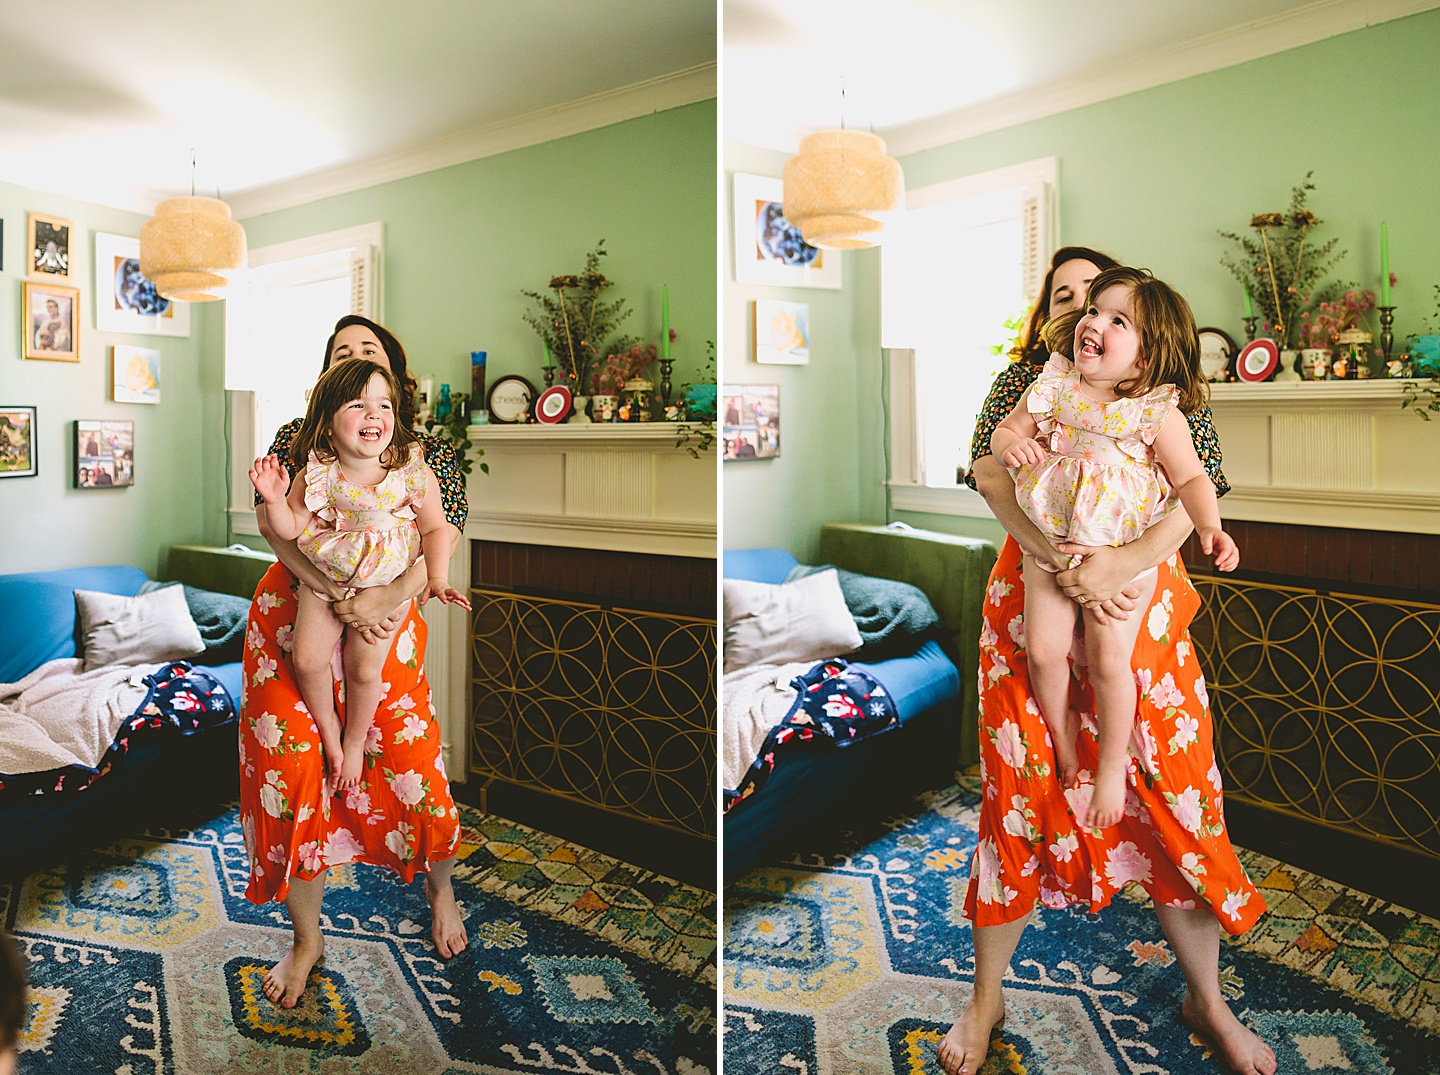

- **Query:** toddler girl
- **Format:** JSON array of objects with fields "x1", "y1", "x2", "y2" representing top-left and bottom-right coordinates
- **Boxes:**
[
  {"x1": 990, "y1": 266, "x2": 1238, "y2": 830},
  {"x1": 250, "y1": 359, "x2": 470, "y2": 791}
]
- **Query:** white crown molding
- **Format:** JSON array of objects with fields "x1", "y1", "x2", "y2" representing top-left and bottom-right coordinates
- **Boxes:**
[
  {"x1": 885, "y1": 0, "x2": 1440, "y2": 158},
  {"x1": 230, "y1": 63, "x2": 716, "y2": 220}
]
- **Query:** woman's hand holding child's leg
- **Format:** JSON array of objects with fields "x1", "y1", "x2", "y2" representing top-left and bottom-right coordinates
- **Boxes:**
[{"x1": 1020, "y1": 556, "x2": 1082, "y2": 788}]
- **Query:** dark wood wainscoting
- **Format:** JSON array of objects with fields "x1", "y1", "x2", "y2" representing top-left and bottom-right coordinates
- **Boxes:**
[{"x1": 461, "y1": 541, "x2": 717, "y2": 889}]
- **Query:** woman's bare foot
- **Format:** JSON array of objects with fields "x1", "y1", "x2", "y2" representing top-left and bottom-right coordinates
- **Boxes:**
[
  {"x1": 262, "y1": 934, "x2": 324, "y2": 1009},
  {"x1": 1085, "y1": 761, "x2": 1126, "y2": 829},
  {"x1": 424, "y1": 874, "x2": 468, "y2": 959},
  {"x1": 1181, "y1": 992, "x2": 1277, "y2": 1075},
  {"x1": 937, "y1": 989, "x2": 1004, "y2": 1074}
]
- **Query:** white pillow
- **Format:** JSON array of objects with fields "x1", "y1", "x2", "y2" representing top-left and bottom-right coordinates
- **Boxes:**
[
  {"x1": 74, "y1": 585, "x2": 205, "y2": 671},
  {"x1": 722, "y1": 568, "x2": 862, "y2": 674}
]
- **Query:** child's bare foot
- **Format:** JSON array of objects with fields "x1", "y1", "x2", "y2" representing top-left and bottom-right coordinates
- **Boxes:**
[
  {"x1": 1048, "y1": 710, "x2": 1079, "y2": 788},
  {"x1": 336, "y1": 747, "x2": 364, "y2": 791},
  {"x1": 262, "y1": 934, "x2": 324, "y2": 1009},
  {"x1": 1181, "y1": 992, "x2": 1277, "y2": 1075},
  {"x1": 937, "y1": 989, "x2": 1004, "y2": 1074},
  {"x1": 1085, "y1": 762, "x2": 1126, "y2": 829},
  {"x1": 424, "y1": 874, "x2": 468, "y2": 959}
]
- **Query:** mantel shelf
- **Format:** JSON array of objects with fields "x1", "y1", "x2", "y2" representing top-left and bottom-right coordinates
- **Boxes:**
[
  {"x1": 1208, "y1": 379, "x2": 1432, "y2": 410},
  {"x1": 466, "y1": 422, "x2": 701, "y2": 447}
]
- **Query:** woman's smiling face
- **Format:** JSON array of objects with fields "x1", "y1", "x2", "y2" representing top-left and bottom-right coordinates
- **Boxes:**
[{"x1": 329, "y1": 324, "x2": 390, "y2": 372}]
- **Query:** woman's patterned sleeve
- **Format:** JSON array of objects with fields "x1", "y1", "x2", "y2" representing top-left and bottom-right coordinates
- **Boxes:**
[
  {"x1": 1186, "y1": 404, "x2": 1231, "y2": 497},
  {"x1": 252, "y1": 417, "x2": 304, "y2": 507},
  {"x1": 962, "y1": 363, "x2": 1040, "y2": 490},
  {"x1": 417, "y1": 432, "x2": 470, "y2": 528}
]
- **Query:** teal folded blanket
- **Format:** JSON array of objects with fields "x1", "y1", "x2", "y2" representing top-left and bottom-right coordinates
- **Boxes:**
[
  {"x1": 785, "y1": 564, "x2": 941, "y2": 649},
  {"x1": 139, "y1": 581, "x2": 250, "y2": 664}
]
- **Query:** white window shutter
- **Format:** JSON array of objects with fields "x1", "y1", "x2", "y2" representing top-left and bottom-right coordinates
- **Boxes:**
[
  {"x1": 223, "y1": 269, "x2": 258, "y2": 392},
  {"x1": 1020, "y1": 179, "x2": 1057, "y2": 304},
  {"x1": 350, "y1": 244, "x2": 377, "y2": 318}
]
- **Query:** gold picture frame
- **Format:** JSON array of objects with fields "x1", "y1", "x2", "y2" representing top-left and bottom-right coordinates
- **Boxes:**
[
  {"x1": 28, "y1": 212, "x2": 73, "y2": 279},
  {"x1": 23, "y1": 281, "x2": 80, "y2": 362}
]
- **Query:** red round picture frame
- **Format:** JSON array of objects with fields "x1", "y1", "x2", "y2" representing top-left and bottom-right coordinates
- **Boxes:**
[
  {"x1": 1235, "y1": 338, "x2": 1280, "y2": 383},
  {"x1": 534, "y1": 385, "x2": 574, "y2": 424}
]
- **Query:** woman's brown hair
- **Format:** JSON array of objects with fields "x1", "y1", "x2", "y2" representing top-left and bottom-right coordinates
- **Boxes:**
[
  {"x1": 290, "y1": 359, "x2": 416, "y2": 470},
  {"x1": 1012, "y1": 246, "x2": 1121, "y2": 365},
  {"x1": 1044, "y1": 266, "x2": 1208, "y2": 414},
  {"x1": 321, "y1": 315, "x2": 418, "y2": 432}
]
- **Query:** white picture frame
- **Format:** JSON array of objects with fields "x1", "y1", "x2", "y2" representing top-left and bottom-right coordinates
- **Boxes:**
[
  {"x1": 94, "y1": 233, "x2": 191, "y2": 337},
  {"x1": 112, "y1": 345, "x2": 161, "y2": 404},
  {"x1": 753, "y1": 299, "x2": 810, "y2": 364},
  {"x1": 732, "y1": 173, "x2": 841, "y2": 290}
]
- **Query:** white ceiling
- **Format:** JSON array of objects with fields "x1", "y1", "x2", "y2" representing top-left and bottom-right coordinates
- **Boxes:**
[
  {"x1": 0, "y1": 0, "x2": 716, "y2": 216},
  {"x1": 725, "y1": 0, "x2": 1439, "y2": 155}
]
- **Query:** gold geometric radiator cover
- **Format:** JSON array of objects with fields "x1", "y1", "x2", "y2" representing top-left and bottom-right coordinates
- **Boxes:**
[
  {"x1": 469, "y1": 589, "x2": 717, "y2": 840},
  {"x1": 1189, "y1": 575, "x2": 1440, "y2": 861}
]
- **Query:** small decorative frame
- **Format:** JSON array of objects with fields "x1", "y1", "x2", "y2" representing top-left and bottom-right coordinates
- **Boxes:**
[
  {"x1": 1235, "y1": 338, "x2": 1281, "y2": 383},
  {"x1": 22, "y1": 281, "x2": 80, "y2": 362},
  {"x1": 74, "y1": 419, "x2": 134, "y2": 489},
  {"x1": 112, "y1": 345, "x2": 161, "y2": 404},
  {"x1": 0, "y1": 406, "x2": 38, "y2": 479},
  {"x1": 487, "y1": 374, "x2": 537, "y2": 424},
  {"x1": 94, "y1": 233, "x2": 191, "y2": 337},
  {"x1": 754, "y1": 299, "x2": 810, "y2": 364},
  {"x1": 1197, "y1": 327, "x2": 1238, "y2": 382},
  {"x1": 28, "y1": 212, "x2": 73, "y2": 279},
  {"x1": 732, "y1": 173, "x2": 841, "y2": 289},
  {"x1": 721, "y1": 384, "x2": 780, "y2": 461}
]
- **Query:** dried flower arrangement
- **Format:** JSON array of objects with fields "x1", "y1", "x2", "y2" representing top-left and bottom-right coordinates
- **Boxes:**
[
  {"x1": 1218, "y1": 174, "x2": 1349, "y2": 349},
  {"x1": 522, "y1": 241, "x2": 635, "y2": 393},
  {"x1": 1301, "y1": 289, "x2": 1376, "y2": 349},
  {"x1": 593, "y1": 341, "x2": 659, "y2": 396}
]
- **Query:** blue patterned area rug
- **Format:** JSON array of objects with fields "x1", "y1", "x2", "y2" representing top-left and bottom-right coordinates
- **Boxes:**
[
  {"x1": 723, "y1": 777, "x2": 1440, "y2": 1075},
  {"x1": 4, "y1": 802, "x2": 716, "y2": 1073}
]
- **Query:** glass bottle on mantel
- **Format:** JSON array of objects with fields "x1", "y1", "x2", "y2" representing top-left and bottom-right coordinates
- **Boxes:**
[{"x1": 1335, "y1": 329, "x2": 1372, "y2": 380}]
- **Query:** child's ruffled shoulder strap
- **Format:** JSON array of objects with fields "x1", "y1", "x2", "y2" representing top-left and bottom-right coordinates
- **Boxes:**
[
  {"x1": 1025, "y1": 353, "x2": 1071, "y2": 430},
  {"x1": 402, "y1": 442, "x2": 429, "y2": 506},
  {"x1": 303, "y1": 451, "x2": 338, "y2": 521},
  {"x1": 1136, "y1": 383, "x2": 1181, "y2": 445}
]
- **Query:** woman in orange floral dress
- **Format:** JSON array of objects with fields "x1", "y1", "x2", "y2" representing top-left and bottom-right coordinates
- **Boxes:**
[
  {"x1": 238, "y1": 316, "x2": 469, "y2": 1009},
  {"x1": 938, "y1": 251, "x2": 1276, "y2": 1075}
]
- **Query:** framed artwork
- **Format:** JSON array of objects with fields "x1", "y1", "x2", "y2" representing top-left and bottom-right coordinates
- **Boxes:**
[
  {"x1": 721, "y1": 384, "x2": 780, "y2": 461},
  {"x1": 1197, "y1": 327, "x2": 1238, "y2": 382},
  {"x1": 28, "y1": 212, "x2": 73, "y2": 279},
  {"x1": 74, "y1": 420, "x2": 134, "y2": 488},
  {"x1": 94, "y1": 233, "x2": 191, "y2": 337},
  {"x1": 488, "y1": 374, "x2": 537, "y2": 423},
  {"x1": 754, "y1": 299, "x2": 810, "y2": 364},
  {"x1": 0, "y1": 406, "x2": 38, "y2": 479},
  {"x1": 732, "y1": 173, "x2": 841, "y2": 289},
  {"x1": 112, "y1": 345, "x2": 161, "y2": 404},
  {"x1": 22, "y1": 281, "x2": 79, "y2": 362}
]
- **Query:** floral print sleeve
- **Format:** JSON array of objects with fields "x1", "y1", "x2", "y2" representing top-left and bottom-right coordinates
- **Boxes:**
[
  {"x1": 254, "y1": 419, "x2": 469, "y2": 527},
  {"x1": 963, "y1": 362, "x2": 1231, "y2": 497}
]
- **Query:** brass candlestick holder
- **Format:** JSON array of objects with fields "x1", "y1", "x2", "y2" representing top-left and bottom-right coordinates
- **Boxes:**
[
  {"x1": 1378, "y1": 306, "x2": 1396, "y2": 358},
  {"x1": 1243, "y1": 317, "x2": 1258, "y2": 342}
]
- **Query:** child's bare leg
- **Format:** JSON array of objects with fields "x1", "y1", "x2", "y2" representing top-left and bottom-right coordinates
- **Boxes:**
[
  {"x1": 1082, "y1": 569, "x2": 1157, "y2": 828},
  {"x1": 1021, "y1": 555, "x2": 1081, "y2": 787},
  {"x1": 293, "y1": 589, "x2": 346, "y2": 784},
  {"x1": 336, "y1": 628, "x2": 389, "y2": 790}
]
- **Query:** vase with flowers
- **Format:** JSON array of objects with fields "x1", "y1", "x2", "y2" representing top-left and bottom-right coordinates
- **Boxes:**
[
  {"x1": 522, "y1": 240, "x2": 635, "y2": 402},
  {"x1": 1298, "y1": 288, "x2": 1377, "y2": 379},
  {"x1": 1219, "y1": 173, "x2": 1350, "y2": 376}
]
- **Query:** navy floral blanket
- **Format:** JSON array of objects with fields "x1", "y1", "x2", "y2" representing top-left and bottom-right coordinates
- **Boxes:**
[{"x1": 724, "y1": 659, "x2": 899, "y2": 813}]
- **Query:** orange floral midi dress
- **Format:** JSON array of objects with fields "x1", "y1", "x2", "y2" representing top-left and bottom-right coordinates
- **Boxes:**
[
  {"x1": 239, "y1": 426, "x2": 467, "y2": 905},
  {"x1": 962, "y1": 536, "x2": 1265, "y2": 934}
]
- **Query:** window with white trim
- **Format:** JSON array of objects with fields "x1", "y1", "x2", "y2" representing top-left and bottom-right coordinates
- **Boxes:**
[
  {"x1": 881, "y1": 159, "x2": 1055, "y2": 515},
  {"x1": 225, "y1": 223, "x2": 381, "y2": 535}
]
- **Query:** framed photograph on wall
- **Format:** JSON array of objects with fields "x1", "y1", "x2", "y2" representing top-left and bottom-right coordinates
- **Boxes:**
[
  {"x1": 754, "y1": 299, "x2": 810, "y2": 364},
  {"x1": 28, "y1": 212, "x2": 73, "y2": 279},
  {"x1": 0, "y1": 406, "x2": 38, "y2": 479},
  {"x1": 22, "y1": 281, "x2": 80, "y2": 362},
  {"x1": 94, "y1": 232, "x2": 191, "y2": 337},
  {"x1": 74, "y1": 419, "x2": 134, "y2": 489},
  {"x1": 112, "y1": 345, "x2": 161, "y2": 404},
  {"x1": 721, "y1": 384, "x2": 780, "y2": 461},
  {"x1": 732, "y1": 173, "x2": 841, "y2": 289}
]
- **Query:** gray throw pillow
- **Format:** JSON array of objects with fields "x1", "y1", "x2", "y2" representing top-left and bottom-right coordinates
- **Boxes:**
[
  {"x1": 74, "y1": 585, "x2": 206, "y2": 672},
  {"x1": 722, "y1": 568, "x2": 863, "y2": 673}
]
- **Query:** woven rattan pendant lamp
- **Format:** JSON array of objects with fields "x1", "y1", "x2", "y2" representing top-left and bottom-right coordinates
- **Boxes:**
[
  {"x1": 139, "y1": 155, "x2": 246, "y2": 302},
  {"x1": 782, "y1": 128, "x2": 904, "y2": 250}
]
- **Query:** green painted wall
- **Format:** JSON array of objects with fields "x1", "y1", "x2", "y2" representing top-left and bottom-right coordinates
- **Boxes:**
[
  {"x1": 850, "y1": 10, "x2": 1440, "y2": 545},
  {"x1": 241, "y1": 99, "x2": 718, "y2": 451},
  {"x1": 721, "y1": 143, "x2": 886, "y2": 561},
  {"x1": 0, "y1": 182, "x2": 226, "y2": 576}
]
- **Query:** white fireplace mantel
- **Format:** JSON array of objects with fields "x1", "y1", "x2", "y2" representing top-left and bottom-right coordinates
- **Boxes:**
[{"x1": 1208, "y1": 379, "x2": 1440, "y2": 534}]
